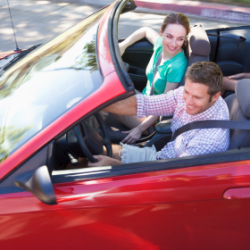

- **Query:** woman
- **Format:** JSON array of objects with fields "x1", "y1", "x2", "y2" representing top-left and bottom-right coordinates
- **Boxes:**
[{"x1": 113, "y1": 12, "x2": 190, "y2": 144}]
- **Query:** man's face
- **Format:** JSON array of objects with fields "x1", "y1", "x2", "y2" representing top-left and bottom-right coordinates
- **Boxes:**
[{"x1": 183, "y1": 78, "x2": 220, "y2": 115}]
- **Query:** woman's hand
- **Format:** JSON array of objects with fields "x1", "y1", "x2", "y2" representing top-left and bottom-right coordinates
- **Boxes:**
[
  {"x1": 121, "y1": 126, "x2": 143, "y2": 144},
  {"x1": 120, "y1": 116, "x2": 159, "y2": 144}
]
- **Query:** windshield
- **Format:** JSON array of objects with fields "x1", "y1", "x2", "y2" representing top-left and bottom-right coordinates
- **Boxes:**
[{"x1": 0, "y1": 9, "x2": 106, "y2": 163}]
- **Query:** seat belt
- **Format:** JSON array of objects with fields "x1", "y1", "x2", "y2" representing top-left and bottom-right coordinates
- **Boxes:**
[
  {"x1": 170, "y1": 120, "x2": 250, "y2": 142},
  {"x1": 150, "y1": 53, "x2": 162, "y2": 95},
  {"x1": 146, "y1": 53, "x2": 162, "y2": 135}
]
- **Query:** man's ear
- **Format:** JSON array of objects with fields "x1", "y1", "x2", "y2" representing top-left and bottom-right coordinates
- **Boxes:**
[{"x1": 211, "y1": 91, "x2": 221, "y2": 103}]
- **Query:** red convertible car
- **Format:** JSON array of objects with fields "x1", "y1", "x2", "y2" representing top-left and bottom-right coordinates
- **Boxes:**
[{"x1": 0, "y1": 0, "x2": 250, "y2": 249}]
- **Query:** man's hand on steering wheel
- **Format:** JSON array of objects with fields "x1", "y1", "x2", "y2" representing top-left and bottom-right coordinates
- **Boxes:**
[{"x1": 73, "y1": 113, "x2": 112, "y2": 163}]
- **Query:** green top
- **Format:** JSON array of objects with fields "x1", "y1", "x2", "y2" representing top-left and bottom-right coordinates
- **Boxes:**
[{"x1": 142, "y1": 36, "x2": 188, "y2": 96}]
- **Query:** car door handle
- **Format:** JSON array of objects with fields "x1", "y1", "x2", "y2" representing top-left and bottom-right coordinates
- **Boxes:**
[{"x1": 223, "y1": 187, "x2": 250, "y2": 199}]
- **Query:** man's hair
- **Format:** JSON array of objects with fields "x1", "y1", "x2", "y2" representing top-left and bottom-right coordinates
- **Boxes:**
[{"x1": 185, "y1": 61, "x2": 223, "y2": 101}]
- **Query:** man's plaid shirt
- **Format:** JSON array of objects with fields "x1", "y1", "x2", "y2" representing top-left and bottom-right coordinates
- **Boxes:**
[{"x1": 136, "y1": 87, "x2": 230, "y2": 159}]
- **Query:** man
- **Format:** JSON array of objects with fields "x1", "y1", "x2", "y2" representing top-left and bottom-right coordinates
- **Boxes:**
[{"x1": 89, "y1": 61, "x2": 230, "y2": 167}]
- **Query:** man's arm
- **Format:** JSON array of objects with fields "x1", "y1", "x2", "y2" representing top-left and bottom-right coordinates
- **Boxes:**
[
  {"x1": 228, "y1": 72, "x2": 250, "y2": 80},
  {"x1": 102, "y1": 95, "x2": 137, "y2": 116},
  {"x1": 136, "y1": 90, "x2": 178, "y2": 118},
  {"x1": 222, "y1": 77, "x2": 238, "y2": 92},
  {"x1": 103, "y1": 87, "x2": 179, "y2": 118}
]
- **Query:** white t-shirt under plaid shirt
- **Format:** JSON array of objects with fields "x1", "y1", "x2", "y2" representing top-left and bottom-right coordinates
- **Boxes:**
[{"x1": 136, "y1": 87, "x2": 230, "y2": 159}]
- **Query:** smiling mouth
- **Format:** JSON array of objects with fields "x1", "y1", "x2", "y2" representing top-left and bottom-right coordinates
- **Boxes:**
[
  {"x1": 167, "y1": 46, "x2": 176, "y2": 51},
  {"x1": 187, "y1": 105, "x2": 197, "y2": 111}
]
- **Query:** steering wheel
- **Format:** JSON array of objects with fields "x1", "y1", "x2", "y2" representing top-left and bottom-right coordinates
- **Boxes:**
[{"x1": 73, "y1": 113, "x2": 112, "y2": 163}]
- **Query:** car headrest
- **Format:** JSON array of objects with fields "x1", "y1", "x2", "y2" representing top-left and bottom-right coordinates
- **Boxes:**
[
  {"x1": 188, "y1": 26, "x2": 210, "y2": 57},
  {"x1": 236, "y1": 79, "x2": 250, "y2": 118}
]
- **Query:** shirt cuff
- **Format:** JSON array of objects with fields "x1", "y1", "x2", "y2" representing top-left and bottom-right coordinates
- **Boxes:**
[{"x1": 135, "y1": 94, "x2": 145, "y2": 118}]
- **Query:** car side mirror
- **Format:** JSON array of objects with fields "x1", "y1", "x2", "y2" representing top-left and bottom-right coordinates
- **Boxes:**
[{"x1": 15, "y1": 165, "x2": 57, "y2": 205}]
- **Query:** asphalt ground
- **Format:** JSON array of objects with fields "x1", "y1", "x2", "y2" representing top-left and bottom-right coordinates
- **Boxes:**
[
  {"x1": 49, "y1": 0, "x2": 250, "y2": 23},
  {"x1": 0, "y1": 0, "x2": 247, "y2": 52}
]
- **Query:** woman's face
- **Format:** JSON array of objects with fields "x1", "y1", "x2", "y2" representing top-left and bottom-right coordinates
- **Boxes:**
[{"x1": 161, "y1": 23, "x2": 187, "y2": 56}]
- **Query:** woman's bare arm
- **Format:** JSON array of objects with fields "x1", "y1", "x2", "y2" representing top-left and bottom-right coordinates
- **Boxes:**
[{"x1": 119, "y1": 27, "x2": 159, "y2": 56}]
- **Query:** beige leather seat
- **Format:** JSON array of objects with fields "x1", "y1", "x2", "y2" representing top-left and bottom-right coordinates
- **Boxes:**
[
  {"x1": 180, "y1": 25, "x2": 211, "y2": 86},
  {"x1": 225, "y1": 79, "x2": 250, "y2": 149}
]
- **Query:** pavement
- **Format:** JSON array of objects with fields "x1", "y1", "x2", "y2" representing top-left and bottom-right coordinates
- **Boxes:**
[
  {"x1": 48, "y1": 0, "x2": 250, "y2": 24},
  {"x1": 1, "y1": 0, "x2": 248, "y2": 52}
]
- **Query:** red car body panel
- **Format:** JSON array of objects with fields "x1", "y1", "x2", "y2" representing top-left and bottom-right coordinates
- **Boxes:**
[{"x1": 1, "y1": 160, "x2": 250, "y2": 249}]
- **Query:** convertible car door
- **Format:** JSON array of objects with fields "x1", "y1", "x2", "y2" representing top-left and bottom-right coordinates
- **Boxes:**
[
  {"x1": 50, "y1": 153, "x2": 250, "y2": 250},
  {"x1": 1, "y1": 149, "x2": 250, "y2": 249}
]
